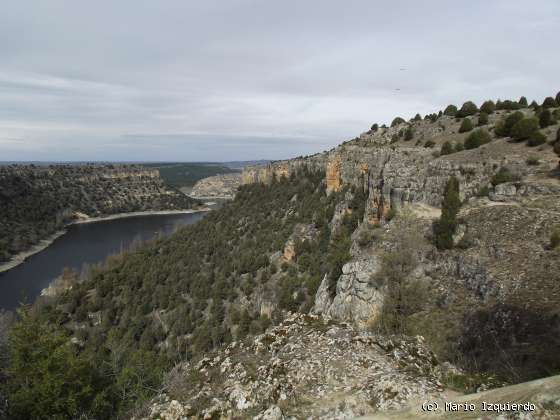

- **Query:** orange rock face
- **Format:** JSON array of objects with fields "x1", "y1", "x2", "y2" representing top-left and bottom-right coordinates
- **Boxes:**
[
  {"x1": 282, "y1": 239, "x2": 297, "y2": 262},
  {"x1": 326, "y1": 156, "x2": 342, "y2": 193}
]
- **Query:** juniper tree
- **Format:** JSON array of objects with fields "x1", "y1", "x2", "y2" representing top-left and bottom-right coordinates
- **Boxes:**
[
  {"x1": 444, "y1": 105, "x2": 458, "y2": 116},
  {"x1": 539, "y1": 109, "x2": 552, "y2": 128},
  {"x1": 480, "y1": 100, "x2": 496, "y2": 114},
  {"x1": 433, "y1": 176, "x2": 461, "y2": 250},
  {"x1": 478, "y1": 112, "x2": 489, "y2": 126},
  {"x1": 459, "y1": 118, "x2": 474, "y2": 133}
]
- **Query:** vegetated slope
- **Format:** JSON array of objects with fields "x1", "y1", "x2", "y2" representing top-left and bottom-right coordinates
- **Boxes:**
[
  {"x1": 0, "y1": 164, "x2": 198, "y2": 263},
  {"x1": 142, "y1": 162, "x2": 239, "y2": 188},
  {"x1": 2, "y1": 93, "x2": 560, "y2": 419},
  {"x1": 1, "y1": 169, "x2": 366, "y2": 418}
]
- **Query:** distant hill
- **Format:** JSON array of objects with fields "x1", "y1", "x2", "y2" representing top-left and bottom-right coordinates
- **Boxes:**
[
  {"x1": 141, "y1": 161, "x2": 269, "y2": 188},
  {"x1": 0, "y1": 164, "x2": 198, "y2": 264}
]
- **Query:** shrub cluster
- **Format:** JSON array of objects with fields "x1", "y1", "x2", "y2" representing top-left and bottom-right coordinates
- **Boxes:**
[
  {"x1": 444, "y1": 105, "x2": 458, "y2": 116},
  {"x1": 496, "y1": 99, "x2": 521, "y2": 111},
  {"x1": 480, "y1": 100, "x2": 496, "y2": 114},
  {"x1": 456, "y1": 101, "x2": 478, "y2": 117},
  {"x1": 464, "y1": 129, "x2": 491, "y2": 149},
  {"x1": 440, "y1": 141, "x2": 454, "y2": 156},
  {"x1": 391, "y1": 117, "x2": 405, "y2": 127},
  {"x1": 510, "y1": 117, "x2": 539, "y2": 141},
  {"x1": 491, "y1": 167, "x2": 518, "y2": 186},
  {"x1": 494, "y1": 111, "x2": 524, "y2": 137},
  {"x1": 478, "y1": 112, "x2": 489, "y2": 126}
]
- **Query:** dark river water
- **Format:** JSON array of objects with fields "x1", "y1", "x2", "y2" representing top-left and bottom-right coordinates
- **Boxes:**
[{"x1": 0, "y1": 211, "x2": 207, "y2": 311}]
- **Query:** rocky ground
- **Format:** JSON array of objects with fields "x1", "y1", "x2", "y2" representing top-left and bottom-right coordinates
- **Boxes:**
[
  {"x1": 139, "y1": 313, "x2": 560, "y2": 419},
  {"x1": 140, "y1": 313, "x2": 451, "y2": 420}
]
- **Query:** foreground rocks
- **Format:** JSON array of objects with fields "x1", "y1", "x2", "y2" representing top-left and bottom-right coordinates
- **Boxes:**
[{"x1": 141, "y1": 314, "x2": 447, "y2": 419}]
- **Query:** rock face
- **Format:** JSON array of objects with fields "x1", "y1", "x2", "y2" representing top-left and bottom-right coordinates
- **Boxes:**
[
  {"x1": 282, "y1": 223, "x2": 318, "y2": 262},
  {"x1": 313, "y1": 258, "x2": 383, "y2": 329},
  {"x1": 326, "y1": 155, "x2": 342, "y2": 193},
  {"x1": 241, "y1": 155, "x2": 327, "y2": 185},
  {"x1": 143, "y1": 314, "x2": 445, "y2": 419},
  {"x1": 190, "y1": 173, "x2": 242, "y2": 199},
  {"x1": 242, "y1": 109, "x2": 560, "y2": 328}
]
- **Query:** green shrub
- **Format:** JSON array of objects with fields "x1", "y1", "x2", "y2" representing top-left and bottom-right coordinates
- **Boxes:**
[
  {"x1": 555, "y1": 139, "x2": 560, "y2": 156},
  {"x1": 413, "y1": 113, "x2": 422, "y2": 121},
  {"x1": 527, "y1": 131, "x2": 547, "y2": 147},
  {"x1": 440, "y1": 141, "x2": 454, "y2": 155},
  {"x1": 424, "y1": 140, "x2": 435, "y2": 148},
  {"x1": 518, "y1": 96, "x2": 528, "y2": 107},
  {"x1": 478, "y1": 112, "x2": 489, "y2": 126},
  {"x1": 404, "y1": 127, "x2": 414, "y2": 141},
  {"x1": 433, "y1": 176, "x2": 461, "y2": 250},
  {"x1": 491, "y1": 167, "x2": 517, "y2": 186},
  {"x1": 480, "y1": 100, "x2": 496, "y2": 114},
  {"x1": 556, "y1": 91, "x2": 560, "y2": 105},
  {"x1": 530, "y1": 100, "x2": 539, "y2": 110},
  {"x1": 539, "y1": 109, "x2": 553, "y2": 128},
  {"x1": 370, "y1": 123, "x2": 379, "y2": 132},
  {"x1": 444, "y1": 105, "x2": 458, "y2": 116},
  {"x1": 455, "y1": 141, "x2": 465, "y2": 152},
  {"x1": 477, "y1": 185, "x2": 490, "y2": 197},
  {"x1": 542, "y1": 97, "x2": 558, "y2": 108},
  {"x1": 511, "y1": 117, "x2": 539, "y2": 141},
  {"x1": 464, "y1": 129, "x2": 491, "y2": 149},
  {"x1": 458, "y1": 118, "x2": 474, "y2": 133},
  {"x1": 391, "y1": 117, "x2": 406, "y2": 127},
  {"x1": 457, "y1": 101, "x2": 478, "y2": 117},
  {"x1": 494, "y1": 111, "x2": 524, "y2": 137}
]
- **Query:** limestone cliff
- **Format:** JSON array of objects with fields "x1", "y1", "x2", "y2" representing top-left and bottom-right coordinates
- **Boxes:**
[
  {"x1": 190, "y1": 173, "x2": 242, "y2": 199},
  {"x1": 241, "y1": 108, "x2": 560, "y2": 329}
]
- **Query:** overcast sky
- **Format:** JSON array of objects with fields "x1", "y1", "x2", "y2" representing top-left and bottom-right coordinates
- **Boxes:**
[{"x1": 0, "y1": 1, "x2": 558, "y2": 162}]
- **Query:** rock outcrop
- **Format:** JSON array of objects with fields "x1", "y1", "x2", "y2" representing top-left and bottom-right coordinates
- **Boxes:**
[
  {"x1": 142, "y1": 314, "x2": 446, "y2": 419},
  {"x1": 190, "y1": 173, "x2": 242, "y2": 199}
]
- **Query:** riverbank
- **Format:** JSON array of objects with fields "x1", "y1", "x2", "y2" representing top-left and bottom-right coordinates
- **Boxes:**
[
  {"x1": 0, "y1": 208, "x2": 210, "y2": 274},
  {"x1": 72, "y1": 208, "x2": 210, "y2": 225},
  {"x1": 0, "y1": 231, "x2": 67, "y2": 274}
]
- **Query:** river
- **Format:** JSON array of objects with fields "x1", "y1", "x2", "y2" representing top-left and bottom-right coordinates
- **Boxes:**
[{"x1": 0, "y1": 211, "x2": 207, "y2": 311}]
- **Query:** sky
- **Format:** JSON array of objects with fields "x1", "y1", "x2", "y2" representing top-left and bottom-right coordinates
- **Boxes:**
[{"x1": 0, "y1": 1, "x2": 558, "y2": 162}]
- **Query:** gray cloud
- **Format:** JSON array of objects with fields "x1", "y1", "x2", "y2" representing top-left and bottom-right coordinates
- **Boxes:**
[{"x1": 0, "y1": 0, "x2": 558, "y2": 161}]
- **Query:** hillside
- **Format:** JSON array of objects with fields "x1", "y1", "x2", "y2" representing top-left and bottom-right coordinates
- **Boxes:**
[
  {"x1": 0, "y1": 164, "x2": 199, "y2": 264},
  {"x1": 1, "y1": 94, "x2": 560, "y2": 419}
]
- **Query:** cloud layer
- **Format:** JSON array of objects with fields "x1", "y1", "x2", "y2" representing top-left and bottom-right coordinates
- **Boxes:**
[{"x1": 1, "y1": 0, "x2": 558, "y2": 161}]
